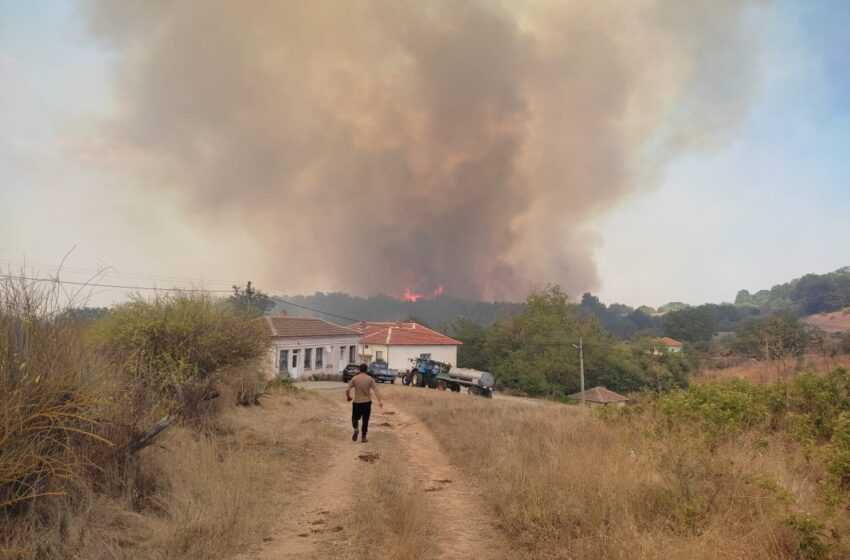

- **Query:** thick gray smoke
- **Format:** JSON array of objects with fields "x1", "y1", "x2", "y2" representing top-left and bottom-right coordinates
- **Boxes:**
[{"x1": 85, "y1": 0, "x2": 759, "y2": 300}]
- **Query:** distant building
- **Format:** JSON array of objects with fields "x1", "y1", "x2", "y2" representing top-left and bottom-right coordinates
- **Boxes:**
[
  {"x1": 348, "y1": 321, "x2": 461, "y2": 372},
  {"x1": 568, "y1": 386, "x2": 631, "y2": 406},
  {"x1": 261, "y1": 311, "x2": 361, "y2": 380},
  {"x1": 656, "y1": 337, "x2": 684, "y2": 353}
]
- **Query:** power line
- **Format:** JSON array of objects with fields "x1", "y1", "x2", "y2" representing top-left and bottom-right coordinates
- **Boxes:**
[
  {"x1": 0, "y1": 274, "x2": 234, "y2": 293},
  {"x1": 266, "y1": 295, "x2": 363, "y2": 324},
  {"x1": 0, "y1": 258, "x2": 242, "y2": 286},
  {"x1": 0, "y1": 273, "x2": 365, "y2": 322}
]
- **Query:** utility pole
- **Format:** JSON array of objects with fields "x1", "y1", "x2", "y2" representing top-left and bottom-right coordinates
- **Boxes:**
[
  {"x1": 573, "y1": 338, "x2": 586, "y2": 406},
  {"x1": 579, "y1": 337, "x2": 585, "y2": 406}
]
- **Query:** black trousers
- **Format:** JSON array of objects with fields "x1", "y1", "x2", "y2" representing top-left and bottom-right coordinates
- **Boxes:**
[{"x1": 352, "y1": 401, "x2": 372, "y2": 434}]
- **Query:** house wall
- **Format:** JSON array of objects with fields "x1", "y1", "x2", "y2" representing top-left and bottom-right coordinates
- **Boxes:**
[
  {"x1": 358, "y1": 343, "x2": 388, "y2": 364},
  {"x1": 360, "y1": 344, "x2": 457, "y2": 371},
  {"x1": 267, "y1": 335, "x2": 361, "y2": 380}
]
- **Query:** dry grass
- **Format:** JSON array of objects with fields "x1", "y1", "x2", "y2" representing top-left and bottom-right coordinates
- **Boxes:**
[
  {"x1": 699, "y1": 353, "x2": 850, "y2": 383},
  {"x1": 392, "y1": 389, "x2": 849, "y2": 559},
  {"x1": 802, "y1": 311, "x2": 850, "y2": 334}
]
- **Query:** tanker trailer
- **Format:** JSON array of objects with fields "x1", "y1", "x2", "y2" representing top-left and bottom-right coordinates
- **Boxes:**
[{"x1": 436, "y1": 367, "x2": 494, "y2": 398}]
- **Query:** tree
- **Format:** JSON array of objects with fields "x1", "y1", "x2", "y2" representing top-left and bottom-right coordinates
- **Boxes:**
[
  {"x1": 228, "y1": 281, "x2": 275, "y2": 317},
  {"x1": 63, "y1": 306, "x2": 110, "y2": 322},
  {"x1": 450, "y1": 317, "x2": 488, "y2": 370},
  {"x1": 663, "y1": 306, "x2": 716, "y2": 343},
  {"x1": 734, "y1": 314, "x2": 809, "y2": 381}
]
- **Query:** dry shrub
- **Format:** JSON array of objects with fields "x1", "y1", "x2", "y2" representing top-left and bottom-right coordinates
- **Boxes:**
[
  {"x1": 0, "y1": 275, "x2": 274, "y2": 559},
  {"x1": 0, "y1": 276, "x2": 111, "y2": 535},
  {"x1": 394, "y1": 390, "x2": 847, "y2": 559}
]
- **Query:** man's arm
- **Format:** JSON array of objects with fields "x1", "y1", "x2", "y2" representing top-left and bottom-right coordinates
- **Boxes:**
[
  {"x1": 371, "y1": 379, "x2": 383, "y2": 408},
  {"x1": 345, "y1": 379, "x2": 354, "y2": 402}
]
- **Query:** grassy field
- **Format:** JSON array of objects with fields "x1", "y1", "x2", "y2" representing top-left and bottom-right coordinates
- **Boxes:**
[{"x1": 392, "y1": 382, "x2": 850, "y2": 560}]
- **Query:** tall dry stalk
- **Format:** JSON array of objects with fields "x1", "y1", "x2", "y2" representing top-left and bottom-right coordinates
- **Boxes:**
[{"x1": 0, "y1": 274, "x2": 110, "y2": 513}]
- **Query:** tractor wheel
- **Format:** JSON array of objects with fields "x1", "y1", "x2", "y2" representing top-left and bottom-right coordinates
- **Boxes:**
[
  {"x1": 450, "y1": 383, "x2": 461, "y2": 393},
  {"x1": 391, "y1": 379, "x2": 395, "y2": 384},
  {"x1": 437, "y1": 380, "x2": 448, "y2": 391},
  {"x1": 402, "y1": 373, "x2": 411, "y2": 386},
  {"x1": 428, "y1": 376, "x2": 438, "y2": 389},
  {"x1": 412, "y1": 372, "x2": 421, "y2": 387}
]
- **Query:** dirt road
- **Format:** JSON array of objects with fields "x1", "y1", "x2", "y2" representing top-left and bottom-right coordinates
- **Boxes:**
[{"x1": 235, "y1": 386, "x2": 508, "y2": 560}]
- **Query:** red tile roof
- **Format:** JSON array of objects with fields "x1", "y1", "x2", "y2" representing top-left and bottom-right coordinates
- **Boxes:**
[
  {"x1": 657, "y1": 337, "x2": 684, "y2": 347},
  {"x1": 568, "y1": 386, "x2": 630, "y2": 404},
  {"x1": 348, "y1": 321, "x2": 461, "y2": 346},
  {"x1": 262, "y1": 316, "x2": 360, "y2": 338}
]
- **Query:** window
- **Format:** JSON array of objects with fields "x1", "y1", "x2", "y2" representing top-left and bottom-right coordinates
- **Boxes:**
[
  {"x1": 420, "y1": 353, "x2": 431, "y2": 359},
  {"x1": 291, "y1": 350, "x2": 299, "y2": 369},
  {"x1": 304, "y1": 348, "x2": 312, "y2": 369},
  {"x1": 349, "y1": 346, "x2": 356, "y2": 364},
  {"x1": 315, "y1": 347, "x2": 324, "y2": 368},
  {"x1": 376, "y1": 350, "x2": 383, "y2": 361},
  {"x1": 278, "y1": 350, "x2": 289, "y2": 374},
  {"x1": 340, "y1": 346, "x2": 345, "y2": 364}
]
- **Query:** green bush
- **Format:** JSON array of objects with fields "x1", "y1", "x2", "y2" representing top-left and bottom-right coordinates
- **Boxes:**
[
  {"x1": 658, "y1": 380, "x2": 778, "y2": 446},
  {"x1": 91, "y1": 292, "x2": 267, "y2": 421},
  {"x1": 825, "y1": 412, "x2": 850, "y2": 488},
  {"x1": 787, "y1": 369, "x2": 850, "y2": 441},
  {"x1": 785, "y1": 514, "x2": 829, "y2": 560}
]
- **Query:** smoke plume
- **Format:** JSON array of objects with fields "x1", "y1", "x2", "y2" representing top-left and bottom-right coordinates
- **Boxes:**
[{"x1": 84, "y1": 0, "x2": 759, "y2": 300}]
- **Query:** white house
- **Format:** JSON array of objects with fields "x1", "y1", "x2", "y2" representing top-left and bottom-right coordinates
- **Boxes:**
[
  {"x1": 348, "y1": 321, "x2": 461, "y2": 372},
  {"x1": 656, "y1": 337, "x2": 684, "y2": 353},
  {"x1": 262, "y1": 313, "x2": 361, "y2": 380}
]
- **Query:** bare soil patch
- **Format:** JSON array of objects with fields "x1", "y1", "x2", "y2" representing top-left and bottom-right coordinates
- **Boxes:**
[{"x1": 357, "y1": 452, "x2": 381, "y2": 463}]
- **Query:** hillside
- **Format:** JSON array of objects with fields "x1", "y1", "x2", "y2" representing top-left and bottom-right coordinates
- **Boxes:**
[
  {"x1": 273, "y1": 292, "x2": 526, "y2": 328},
  {"x1": 802, "y1": 309, "x2": 850, "y2": 334}
]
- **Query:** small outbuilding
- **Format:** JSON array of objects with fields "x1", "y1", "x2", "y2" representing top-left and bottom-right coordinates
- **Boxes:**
[{"x1": 568, "y1": 386, "x2": 631, "y2": 406}]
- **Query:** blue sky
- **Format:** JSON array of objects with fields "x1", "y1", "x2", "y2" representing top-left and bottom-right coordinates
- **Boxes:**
[
  {"x1": 1, "y1": 0, "x2": 848, "y2": 307},
  {"x1": 594, "y1": 0, "x2": 850, "y2": 305}
]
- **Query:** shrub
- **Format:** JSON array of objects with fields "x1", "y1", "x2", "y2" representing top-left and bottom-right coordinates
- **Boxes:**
[
  {"x1": 658, "y1": 380, "x2": 777, "y2": 446},
  {"x1": 0, "y1": 277, "x2": 110, "y2": 514},
  {"x1": 91, "y1": 292, "x2": 267, "y2": 422},
  {"x1": 825, "y1": 412, "x2": 850, "y2": 488},
  {"x1": 787, "y1": 369, "x2": 850, "y2": 441},
  {"x1": 785, "y1": 514, "x2": 829, "y2": 560}
]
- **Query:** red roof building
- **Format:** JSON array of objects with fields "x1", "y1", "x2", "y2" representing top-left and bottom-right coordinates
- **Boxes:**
[
  {"x1": 656, "y1": 337, "x2": 684, "y2": 352},
  {"x1": 348, "y1": 321, "x2": 461, "y2": 371},
  {"x1": 657, "y1": 336, "x2": 684, "y2": 347}
]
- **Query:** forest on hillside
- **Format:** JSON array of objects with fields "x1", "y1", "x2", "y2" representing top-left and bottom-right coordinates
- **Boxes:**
[{"x1": 270, "y1": 268, "x2": 850, "y2": 341}]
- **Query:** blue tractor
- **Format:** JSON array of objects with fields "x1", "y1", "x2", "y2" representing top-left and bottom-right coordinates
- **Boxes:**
[
  {"x1": 401, "y1": 357, "x2": 494, "y2": 398},
  {"x1": 402, "y1": 357, "x2": 448, "y2": 389}
]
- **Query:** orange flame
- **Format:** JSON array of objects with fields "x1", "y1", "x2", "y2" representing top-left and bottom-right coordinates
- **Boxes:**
[{"x1": 401, "y1": 284, "x2": 445, "y2": 302}]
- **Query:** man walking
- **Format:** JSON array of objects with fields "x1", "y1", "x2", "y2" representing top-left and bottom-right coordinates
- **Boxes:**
[{"x1": 346, "y1": 363, "x2": 383, "y2": 443}]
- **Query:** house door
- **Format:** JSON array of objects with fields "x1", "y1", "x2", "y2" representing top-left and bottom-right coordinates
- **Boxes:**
[
  {"x1": 339, "y1": 346, "x2": 346, "y2": 372},
  {"x1": 278, "y1": 349, "x2": 289, "y2": 378},
  {"x1": 290, "y1": 349, "x2": 300, "y2": 379}
]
